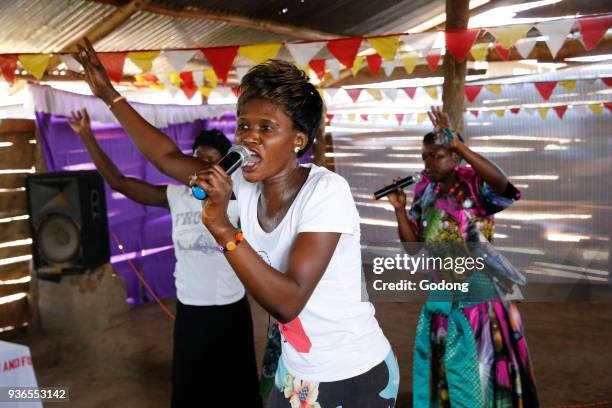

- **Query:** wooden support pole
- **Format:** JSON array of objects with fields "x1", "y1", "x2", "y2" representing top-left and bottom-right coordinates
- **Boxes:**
[{"x1": 442, "y1": 0, "x2": 470, "y2": 134}]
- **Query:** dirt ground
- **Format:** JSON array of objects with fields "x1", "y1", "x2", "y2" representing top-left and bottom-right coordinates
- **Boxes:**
[{"x1": 7, "y1": 298, "x2": 612, "y2": 408}]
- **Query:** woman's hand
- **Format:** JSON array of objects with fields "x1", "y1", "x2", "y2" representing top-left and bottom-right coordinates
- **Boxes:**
[
  {"x1": 387, "y1": 178, "x2": 408, "y2": 210},
  {"x1": 428, "y1": 106, "x2": 462, "y2": 150},
  {"x1": 192, "y1": 165, "x2": 234, "y2": 233},
  {"x1": 73, "y1": 38, "x2": 119, "y2": 102},
  {"x1": 67, "y1": 108, "x2": 92, "y2": 136},
  {"x1": 427, "y1": 105, "x2": 452, "y2": 129}
]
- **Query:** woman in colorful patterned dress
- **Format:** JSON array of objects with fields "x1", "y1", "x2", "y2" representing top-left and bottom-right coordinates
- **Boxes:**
[{"x1": 388, "y1": 107, "x2": 539, "y2": 408}]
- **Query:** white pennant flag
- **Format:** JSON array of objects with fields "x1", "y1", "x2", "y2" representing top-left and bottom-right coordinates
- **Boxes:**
[
  {"x1": 514, "y1": 38, "x2": 538, "y2": 58},
  {"x1": 401, "y1": 32, "x2": 439, "y2": 55},
  {"x1": 162, "y1": 50, "x2": 197, "y2": 72},
  {"x1": 285, "y1": 42, "x2": 326, "y2": 68},
  {"x1": 159, "y1": 75, "x2": 179, "y2": 97},
  {"x1": 573, "y1": 104, "x2": 588, "y2": 117},
  {"x1": 325, "y1": 88, "x2": 340, "y2": 101},
  {"x1": 192, "y1": 71, "x2": 205, "y2": 88},
  {"x1": 235, "y1": 66, "x2": 250, "y2": 83},
  {"x1": 327, "y1": 59, "x2": 340, "y2": 79},
  {"x1": 60, "y1": 55, "x2": 82, "y2": 72},
  {"x1": 381, "y1": 88, "x2": 398, "y2": 101},
  {"x1": 382, "y1": 60, "x2": 396, "y2": 77},
  {"x1": 536, "y1": 18, "x2": 575, "y2": 57}
]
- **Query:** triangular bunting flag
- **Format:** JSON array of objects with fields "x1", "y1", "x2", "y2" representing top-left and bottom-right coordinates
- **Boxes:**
[
  {"x1": 192, "y1": 71, "x2": 205, "y2": 88},
  {"x1": 538, "y1": 107, "x2": 550, "y2": 119},
  {"x1": 204, "y1": 69, "x2": 218, "y2": 88},
  {"x1": 558, "y1": 80, "x2": 576, "y2": 91},
  {"x1": 127, "y1": 51, "x2": 159, "y2": 74},
  {"x1": 327, "y1": 37, "x2": 363, "y2": 69},
  {"x1": 510, "y1": 107, "x2": 521, "y2": 114},
  {"x1": 366, "y1": 88, "x2": 383, "y2": 101},
  {"x1": 425, "y1": 51, "x2": 442, "y2": 71},
  {"x1": 200, "y1": 86, "x2": 213, "y2": 99},
  {"x1": 366, "y1": 54, "x2": 382, "y2": 76},
  {"x1": 202, "y1": 46, "x2": 239, "y2": 85},
  {"x1": 484, "y1": 84, "x2": 502, "y2": 94},
  {"x1": 235, "y1": 66, "x2": 249, "y2": 83},
  {"x1": 553, "y1": 105, "x2": 568, "y2": 119},
  {"x1": 162, "y1": 50, "x2": 197, "y2": 72},
  {"x1": 395, "y1": 114, "x2": 405, "y2": 126},
  {"x1": 417, "y1": 113, "x2": 427, "y2": 124},
  {"x1": 325, "y1": 114, "x2": 334, "y2": 124},
  {"x1": 360, "y1": 114, "x2": 369, "y2": 121},
  {"x1": 574, "y1": 105, "x2": 588, "y2": 117},
  {"x1": 536, "y1": 18, "x2": 575, "y2": 57},
  {"x1": 367, "y1": 36, "x2": 400, "y2": 61},
  {"x1": 327, "y1": 59, "x2": 340, "y2": 79},
  {"x1": 382, "y1": 113, "x2": 390, "y2": 121},
  {"x1": 494, "y1": 43, "x2": 511, "y2": 61},
  {"x1": 285, "y1": 42, "x2": 326, "y2": 68},
  {"x1": 238, "y1": 43, "x2": 282, "y2": 64},
  {"x1": 445, "y1": 29, "x2": 480, "y2": 62},
  {"x1": 18, "y1": 54, "x2": 51, "y2": 80},
  {"x1": 382, "y1": 60, "x2": 396, "y2": 77},
  {"x1": 0, "y1": 54, "x2": 17, "y2": 83},
  {"x1": 403, "y1": 87, "x2": 417, "y2": 99},
  {"x1": 346, "y1": 88, "x2": 363, "y2": 103},
  {"x1": 604, "y1": 102, "x2": 612, "y2": 113},
  {"x1": 59, "y1": 54, "x2": 82, "y2": 72},
  {"x1": 381, "y1": 88, "x2": 398, "y2": 101},
  {"x1": 401, "y1": 32, "x2": 437, "y2": 54},
  {"x1": 231, "y1": 86, "x2": 240, "y2": 98},
  {"x1": 424, "y1": 86, "x2": 438, "y2": 100},
  {"x1": 325, "y1": 88, "x2": 340, "y2": 101},
  {"x1": 351, "y1": 56, "x2": 364, "y2": 76},
  {"x1": 588, "y1": 103, "x2": 603, "y2": 115},
  {"x1": 464, "y1": 85, "x2": 483, "y2": 102},
  {"x1": 494, "y1": 109, "x2": 505, "y2": 117},
  {"x1": 578, "y1": 15, "x2": 612, "y2": 51},
  {"x1": 158, "y1": 74, "x2": 178, "y2": 97},
  {"x1": 309, "y1": 59, "x2": 326, "y2": 81},
  {"x1": 401, "y1": 54, "x2": 418, "y2": 74},
  {"x1": 179, "y1": 71, "x2": 197, "y2": 99},
  {"x1": 601, "y1": 77, "x2": 612, "y2": 87},
  {"x1": 470, "y1": 43, "x2": 490, "y2": 61},
  {"x1": 534, "y1": 81, "x2": 557, "y2": 100},
  {"x1": 470, "y1": 110, "x2": 479, "y2": 117},
  {"x1": 488, "y1": 24, "x2": 533, "y2": 49},
  {"x1": 514, "y1": 39, "x2": 537, "y2": 58},
  {"x1": 348, "y1": 113, "x2": 356, "y2": 122}
]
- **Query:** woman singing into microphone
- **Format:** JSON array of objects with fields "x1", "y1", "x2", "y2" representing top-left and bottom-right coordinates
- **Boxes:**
[
  {"x1": 75, "y1": 39, "x2": 397, "y2": 407},
  {"x1": 388, "y1": 107, "x2": 539, "y2": 408}
]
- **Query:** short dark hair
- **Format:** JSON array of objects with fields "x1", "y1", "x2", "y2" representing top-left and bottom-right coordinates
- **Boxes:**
[
  {"x1": 192, "y1": 129, "x2": 231, "y2": 156},
  {"x1": 237, "y1": 60, "x2": 324, "y2": 158}
]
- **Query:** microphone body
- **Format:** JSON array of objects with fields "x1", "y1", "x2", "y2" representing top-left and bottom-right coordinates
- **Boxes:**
[
  {"x1": 192, "y1": 144, "x2": 251, "y2": 200},
  {"x1": 372, "y1": 174, "x2": 421, "y2": 200}
]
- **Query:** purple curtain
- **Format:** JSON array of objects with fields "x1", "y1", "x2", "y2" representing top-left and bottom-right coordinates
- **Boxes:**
[{"x1": 35, "y1": 111, "x2": 236, "y2": 305}]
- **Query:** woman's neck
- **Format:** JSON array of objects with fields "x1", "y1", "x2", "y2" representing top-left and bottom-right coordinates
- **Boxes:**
[{"x1": 261, "y1": 162, "x2": 309, "y2": 210}]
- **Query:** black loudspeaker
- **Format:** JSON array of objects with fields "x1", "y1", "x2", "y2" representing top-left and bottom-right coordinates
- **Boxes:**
[{"x1": 26, "y1": 171, "x2": 110, "y2": 280}]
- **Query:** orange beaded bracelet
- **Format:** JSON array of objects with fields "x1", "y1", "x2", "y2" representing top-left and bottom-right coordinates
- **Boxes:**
[{"x1": 217, "y1": 228, "x2": 244, "y2": 253}]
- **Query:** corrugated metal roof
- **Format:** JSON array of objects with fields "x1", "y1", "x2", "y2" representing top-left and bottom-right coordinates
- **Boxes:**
[{"x1": 0, "y1": 0, "x2": 116, "y2": 53}]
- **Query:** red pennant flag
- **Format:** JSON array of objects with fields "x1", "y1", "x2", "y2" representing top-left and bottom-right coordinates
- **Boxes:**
[
  {"x1": 179, "y1": 71, "x2": 197, "y2": 99},
  {"x1": 346, "y1": 88, "x2": 363, "y2": 103},
  {"x1": 231, "y1": 86, "x2": 240, "y2": 97},
  {"x1": 553, "y1": 105, "x2": 568, "y2": 119},
  {"x1": 425, "y1": 51, "x2": 442, "y2": 71},
  {"x1": 403, "y1": 87, "x2": 416, "y2": 99},
  {"x1": 0, "y1": 54, "x2": 17, "y2": 84},
  {"x1": 604, "y1": 102, "x2": 612, "y2": 113},
  {"x1": 445, "y1": 29, "x2": 480, "y2": 63},
  {"x1": 366, "y1": 54, "x2": 382, "y2": 77},
  {"x1": 494, "y1": 43, "x2": 510, "y2": 61},
  {"x1": 601, "y1": 77, "x2": 612, "y2": 87},
  {"x1": 309, "y1": 59, "x2": 326, "y2": 81},
  {"x1": 360, "y1": 114, "x2": 369, "y2": 121},
  {"x1": 201, "y1": 46, "x2": 239, "y2": 85},
  {"x1": 534, "y1": 81, "x2": 557, "y2": 100},
  {"x1": 510, "y1": 108, "x2": 521, "y2": 114},
  {"x1": 578, "y1": 15, "x2": 612, "y2": 51},
  {"x1": 464, "y1": 85, "x2": 483, "y2": 102},
  {"x1": 326, "y1": 37, "x2": 363, "y2": 69},
  {"x1": 325, "y1": 113, "x2": 334, "y2": 124},
  {"x1": 395, "y1": 114, "x2": 404, "y2": 126},
  {"x1": 97, "y1": 52, "x2": 126, "y2": 83},
  {"x1": 470, "y1": 110, "x2": 479, "y2": 117}
]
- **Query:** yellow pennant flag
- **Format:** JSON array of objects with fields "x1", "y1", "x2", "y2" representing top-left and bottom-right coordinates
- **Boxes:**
[
  {"x1": 367, "y1": 36, "x2": 400, "y2": 61},
  {"x1": 488, "y1": 24, "x2": 533, "y2": 49},
  {"x1": 366, "y1": 89, "x2": 383, "y2": 101},
  {"x1": 200, "y1": 86, "x2": 213, "y2": 98},
  {"x1": 558, "y1": 80, "x2": 576, "y2": 92},
  {"x1": 351, "y1": 56, "x2": 365, "y2": 76},
  {"x1": 538, "y1": 107, "x2": 550, "y2": 119},
  {"x1": 348, "y1": 113, "x2": 356, "y2": 122},
  {"x1": 424, "y1": 86, "x2": 438, "y2": 100},
  {"x1": 168, "y1": 72, "x2": 182, "y2": 88},
  {"x1": 495, "y1": 109, "x2": 505, "y2": 117},
  {"x1": 485, "y1": 84, "x2": 502, "y2": 95},
  {"x1": 127, "y1": 51, "x2": 159, "y2": 73},
  {"x1": 402, "y1": 54, "x2": 418, "y2": 74},
  {"x1": 417, "y1": 113, "x2": 427, "y2": 124},
  {"x1": 382, "y1": 113, "x2": 390, "y2": 120},
  {"x1": 470, "y1": 43, "x2": 490, "y2": 62},
  {"x1": 18, "y1": 54, "x2": 51, "y2": 79},
  {"x1": 317, "y1": 88, "x2": 324, "y2": 99},
  {"x1": 204, "y1": 69, "x2": 218, "y2": 89},
  {"x1": 238, "y1": 43, "x2": 282, "y2": 64},
  {"x1": 588, "y1": 103, "x2": 603, "y2": 115}
]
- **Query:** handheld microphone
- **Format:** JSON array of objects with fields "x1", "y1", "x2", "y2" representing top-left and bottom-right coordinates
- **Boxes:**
[
  {"x1": 372, "y1": 174, "x2": 421, "y2": 200},
  {"x1": 192, "y1": 144, "x2": 252, "y2": 200}
]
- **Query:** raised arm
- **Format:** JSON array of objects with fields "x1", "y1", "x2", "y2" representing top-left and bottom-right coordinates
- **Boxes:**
[
  {"x1": 68, "y1": 109, "x2": 168, "y2": 208},
  {"x1": 74, "y1": 38, "x2": 203, "y2": 185}
]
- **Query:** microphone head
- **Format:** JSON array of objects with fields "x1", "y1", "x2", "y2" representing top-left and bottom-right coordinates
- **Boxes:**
[{"x1": 228, "y1": 144, "x2": 253, "y2": 167}]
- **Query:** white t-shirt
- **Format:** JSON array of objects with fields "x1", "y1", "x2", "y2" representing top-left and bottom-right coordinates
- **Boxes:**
[
  {"x1": 232, "y1": 164, "x2": 390, "y2": 382},
  {"x1": 166, "y1": 184, "x2": 245, "y2": 306}
]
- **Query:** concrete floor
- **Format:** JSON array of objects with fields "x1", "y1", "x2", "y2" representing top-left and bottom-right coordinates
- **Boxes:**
[{"x1": 9, "y1": 298, "x2": 612, "y2": 408}]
